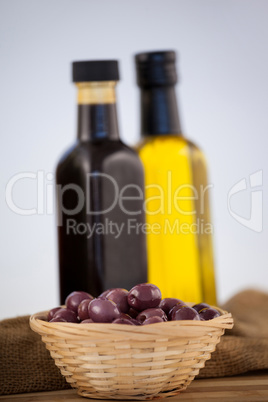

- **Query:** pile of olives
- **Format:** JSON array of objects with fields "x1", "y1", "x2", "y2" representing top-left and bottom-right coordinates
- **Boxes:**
[{"x1": 47, "y1": 283, "x2": 220, "y2": 325}]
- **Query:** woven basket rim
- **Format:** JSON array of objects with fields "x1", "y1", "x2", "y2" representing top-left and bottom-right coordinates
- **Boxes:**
[{"x1": 30, "y1": 306, "x2": 234, "y2": 338}]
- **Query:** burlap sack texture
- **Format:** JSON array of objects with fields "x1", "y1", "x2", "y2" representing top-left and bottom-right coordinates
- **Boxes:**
[
  {"x1": 0, "y1": 315, "x2": 69, "y2": 395},
  {"x1": 0, "y1": 289, "x2": 267, "y2": 395},
  {"x1": 197, "y1": 289, "x2": 268, "y2": 378}
]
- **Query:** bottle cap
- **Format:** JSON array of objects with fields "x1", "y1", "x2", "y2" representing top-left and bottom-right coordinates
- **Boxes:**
[
  {"x1": 72, "y1": 60, "x2": 119, "y2": 82},
  {"x1": 135, "y1": 51, "x2": 177, "y2": 87}
]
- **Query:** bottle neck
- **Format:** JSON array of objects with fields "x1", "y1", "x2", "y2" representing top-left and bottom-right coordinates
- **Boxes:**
[
  {"x1": 140, "y1": 85, "x2": 182, "y2": 136},
  {"x1": 76, "y1": 82, "x2": 120, "y2": 141}
]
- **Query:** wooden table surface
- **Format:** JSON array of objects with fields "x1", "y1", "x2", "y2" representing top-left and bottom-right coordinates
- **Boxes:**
[{"x1": 1, "y1": 371, "x2": 268, "y2": 402}]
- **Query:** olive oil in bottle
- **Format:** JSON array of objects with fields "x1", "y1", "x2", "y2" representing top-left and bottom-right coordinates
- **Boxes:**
[
  {"x1": 135, "y1": 51, "x2": 217, "y2": 305},
  {"x1": 56, "y1": 60, "x2": 147, "y2": 304}
]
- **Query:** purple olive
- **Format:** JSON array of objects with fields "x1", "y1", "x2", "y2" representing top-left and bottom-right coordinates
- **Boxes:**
[
  {"x1": 118, "y1": 313, "x2": 132, "y2": 319},
  {"x1": 78, "y1": 299, "x2": 91, "y2": 321},
  {"x1": 167, "y1": 303, "x2": 188, "y2": 320},
  {"x1": 143, "y1": 316, "x2": 164, "y2": 325},
  {"x1": 106, "y1": 288, "x2": 129, "y2": 313},
  {"x1": 81, "y1": 319, "x2": 94, "y2": 323},
  {"x1": 128, "y1": 308, "x2": 139, "y2": 318},
  {"x1": 88, "y1": 298, "x2": 120, "y2": 323},
  {"x1": 49, "y1": 317, "x2": 67, "y2": 323},
  {"x1": 118, "y1": 313, "x2": 140, "y2": 325},
  {"x1": 65, "y1": 291, "x2": 93, "y2": 314},
  {"x1": 53, "y1": 308, "x2": 79, "y2": 323},
  {"x1": 99, "y1": 289, "x2": 114, "y2": 298},
  {"x1": 170, "y1": 306, "x2": 200, "y2": 321},
  {"x1": 128, "y1": 283, "x2": 161, "y2": 311},
  {"x1": 192, "y1": 303, "x2": 210, "y2": 313},
  {"x1": 159, "y1": 298, "x2": 185, "y2": 315},
  {"x1": 129, "y1": 318, "x2": 141, "y2": 325},
  {"x1": 137, "y1": 308, "x2": 167, "y2": 323},
  {"x1": 199, "y1": 308, "x2": 220, "y2": 321},
  {"x1": 47, "y1": 307, "x2": 61, "y2": 321},
  {"x1": 113, "y1": 318, "x2": 136, "y2": 325}
]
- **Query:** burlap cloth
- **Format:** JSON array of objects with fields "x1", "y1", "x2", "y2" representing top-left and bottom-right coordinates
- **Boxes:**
[{"x1": 0, "y1": 289, "x2": 268, "y2": 395}]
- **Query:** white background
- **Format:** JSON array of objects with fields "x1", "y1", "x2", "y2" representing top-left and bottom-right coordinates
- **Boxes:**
[{"x1": 0, "y1": 0, "x2": 267, "y2": 320}]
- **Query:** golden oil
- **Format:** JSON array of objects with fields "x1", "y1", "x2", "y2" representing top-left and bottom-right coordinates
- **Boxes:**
[{"x1": 136, "y1": 51, "x2": 217, "y2": 304}]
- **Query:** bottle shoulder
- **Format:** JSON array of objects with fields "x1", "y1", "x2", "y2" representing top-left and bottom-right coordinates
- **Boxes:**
[
  {"x1": 187, "y1": 139, "x2": 208, "y2": 167},
  {"x1": 137, "y1": 135, "x2": 206, "y2": 158},
  {"x1": 137, "y1": 134, "x2": 200, "y2": 148},
  {"x1": 56, "y1": 139, "x2": 143, "y2": 178},
  {"x1": 58, "y1": 140, "x2": 127, "y2": 162},
  {"x1": 57, "y1": 141, "x2": 79, "y2": 165}
]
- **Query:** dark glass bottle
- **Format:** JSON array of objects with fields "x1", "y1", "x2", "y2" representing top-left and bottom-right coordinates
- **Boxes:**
[
  {"x1": 56, "y1": 60, "x2": 147, "y2": 304},
  {"x1": 136, "y1": 51, "x2": 217, "y2": 305}
]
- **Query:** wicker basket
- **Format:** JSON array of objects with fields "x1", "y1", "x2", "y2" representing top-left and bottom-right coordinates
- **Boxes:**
[{"x1": 30, "y1": 307, "x2": 233, "y2": 400}]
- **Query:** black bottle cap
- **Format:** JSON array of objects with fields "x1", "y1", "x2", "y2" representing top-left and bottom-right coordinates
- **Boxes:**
[
  {"x1": 135, "y1": 51, "x2": 178, "y2": 87},
  {"x1": 72, "y1": 60, "x2": 119, "y2": 82}
]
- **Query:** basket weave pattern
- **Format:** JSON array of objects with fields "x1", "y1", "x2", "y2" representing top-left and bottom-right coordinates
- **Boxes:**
[{"x1": 30, "y1": 308, "x2": 233, "y2": 400}]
